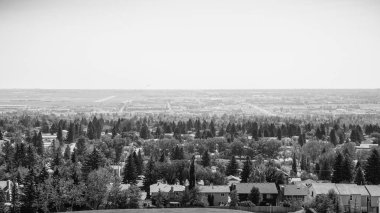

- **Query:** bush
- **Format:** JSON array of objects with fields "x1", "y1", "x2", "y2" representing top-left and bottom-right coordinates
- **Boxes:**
[{"x1": 238, "y1": 201, "x2": 255, "y2": 207}]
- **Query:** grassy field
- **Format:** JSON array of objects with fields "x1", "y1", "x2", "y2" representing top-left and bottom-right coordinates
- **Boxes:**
[{"x1": 72, "y1": 208, "x2": 248, "y2": 213}]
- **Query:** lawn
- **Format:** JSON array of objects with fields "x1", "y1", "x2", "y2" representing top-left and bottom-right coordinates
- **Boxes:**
[{"x1": 72, "y1": 208, "x2": 248, "y2": 213}]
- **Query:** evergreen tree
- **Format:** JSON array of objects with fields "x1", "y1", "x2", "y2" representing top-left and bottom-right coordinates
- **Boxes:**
[
  {"x1": 38, "y1": 166, "x2": 49, "y2": 184},
  {"x1": 140, "y1": 123, "x2": 150, "y2": 140},
  {"x1": 277, "y1": 128, "x2": 282, "y2": 140},
  {"x1": 37, "y1": 131, "x2": 44, "y2": 156},
  {"x1": 249, "y1": 186, "x2": 261, "y2": 206},
  {"x1": 226, "y1": 155, "x2": 239, "y2": 176},
  {"x1": 331, "y1": 152, "x2": 344, "y2": 183},
  {"x1": 123, "y1": 154, "x2": 138, "y2": 184},
  {"x1": 354, "y1": 167, "x2": 365, "y2": 185},
  {"x1": 365, "y1": 149, "x2": 380, "y2": 184},
  {"x1": 292, "y1": 152, "x2": 297, "y2": 175},
  {"x1": 143, "y1": 157, "x2": 158, "y2": 198},
  {"x1": 189, "y1": 155, "x2": 196, "y2": 190},
  {"x1": 26, "y1": 145, "x2": 37, "y2": 168},
  {"x1": 330, "y1": 129, "x2": 338, "y2": 146},
  {"x1": 87, "y1": 121, "x2": 95, "y2": 140},
  {"x1": 300, "y1": 154, "x2": 307, "y2": 171},
  {"x1": 319, "y1": 161, "x2": 331, "y2": 180},
  {"x1": 64, "y1": 145, "x2": 71, "y2": 160},
  {"x1": 57, "y1": 125, "x2": 63, "y2": 143},
  {"x1": 240, "y1": 157, "x2": 252, "y2": 183},
  {"x1": 52, "y1": 147, "x2": 63, "y2": 168},
  {"x1": 133, "y1": 151, "x2": 142, "y2": 175},
  {"x1": 342, "y1": 155, "x2": 353, "y2": 183},
  {"x1": 71, "y1": 148, "x2": 78, "y2": 163},
  {"x1": 201, "y1": 150, "x2": 210, "y2": 167},
  {"x1": 82, "y1": 147, "x2": 105, "y2": 178},
  {"x1": 22, "y1": 168, "x2": 37, "y2": 212},
  {"x1": 67, "y1": 122, "x2": 75, "y2": 143},
  {"x1": 137, "y1": 150, "x2": 144, "y2": 174},
  {"x1": 76, "y1": 137, "x2": 87, "y2": 161}
]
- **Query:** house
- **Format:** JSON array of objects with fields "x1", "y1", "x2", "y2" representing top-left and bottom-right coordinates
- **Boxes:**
[
  {"x1": 226, "y1": 175, "x2": 241, "y2": 186},
  {"x1": 110, "y1": 165, "x2": 122, "y2": 177},
  {"x1": 41, "y1": 133, "x2": 57, "y2": 148},
  {"x1": 308, "y1": 183, "x2": 338, "y2": 200},
  {"x1": 150, "y1": 183, "x2": 185, "y2": 206},
  {"x1": 335, "y1": 184, "x2": 369, "y2": 213},
  {"x1": 235, "y1": 183, "x2": 278, "y2": 206},
  {"x1": 283, "y1": 185, "x2": 308, "y2": 202},
  {"x1": 365, "y1": 185, "x2": 380, "y2": 213},
  {"x1": 199, "y1": 185, "x2": 230, "y2": 206}
]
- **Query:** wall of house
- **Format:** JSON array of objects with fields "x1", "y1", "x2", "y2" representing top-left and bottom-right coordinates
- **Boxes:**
[{"x1": 202, "y1": 193, "x2": 228, "y2": 206}]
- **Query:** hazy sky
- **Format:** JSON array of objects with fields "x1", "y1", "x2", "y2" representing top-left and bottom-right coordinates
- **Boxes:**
[{"x1": 0, "y1": 0, "x2": 379, "y2": 89}]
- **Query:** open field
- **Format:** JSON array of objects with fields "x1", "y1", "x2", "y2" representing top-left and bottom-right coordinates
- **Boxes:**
[
  {"x1": 0, "y1": 89, "x2": 379, "y2": 116},
  {"x1": 72, "y1": 208, "x2": 248, "y2": 213}
]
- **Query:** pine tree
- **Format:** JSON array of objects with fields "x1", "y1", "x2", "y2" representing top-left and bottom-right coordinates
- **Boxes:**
[
  {"x1": 38, "y1": 166, "x2": 49, "y2": 184},
  {"x1": 140, "y1": 123, "x2": 150, "y2": 140},
  {"x1": 26, "y1": 145, "x2": 37, "y2": 168},
  {"x1": 52, "y1": 147, "x2": 63, "y2": 168},
  {"x1": 133, "y1": 151, "x2": 142, "y2": 175},
  {"x1": 365, "y1": 149, "x2": 380, "y2": 184},
  {"x1": 189, "y1": 155, "x2": 196, "y2": 190},
  {"x1": 76, "y1": 137, "x2": 87, "y2": 161},
  {"x1": 82, "y1": 147, "x2": 105, "y2": 178},
  {"x1": 123, "y1": 154, "x2": 138, "y2": 184},
  {"x1": 240, "y1": 157, "x2": 252, "y2": 183},
  {"x1": 143, "y1": 157, "x2": 158, "y2": 198},
  {"x1": 57, "y1": 125, "x2": 63, "y2": 143},
  {"x1": 226, "y1": 155, "x2": 239, "y2": 176},
  {"x1": 319, "y1": 161, "x2": 331, "y2": 180},
  {"x1": 342, "y1": 155, "x2": 353, "y2": 183},
  {"x1": 64, "y1": 145, "x2": 71, "y2": 160},
  {"x1": 330, "y1": 129, "x2": 338, "y2": 146},
  {"x1": 137, "y1": 150, "x2": 144, "y2": 174},
  {"x1": 67, "y1": 122, "x2": 75, "y2": 143},
  {"x1": 22, "y1": 168, "x2": 37, "y2": 212},
  {"x1": 331, "y1": 152, "x2": 344, "y2": 183},
  {"x1": 201, "y1": 150, "x2": 210, "y2": 167},
  {"x1": 71, "y1": 148, "x2": 78, "y2": 163},
  {"x1": 354, "y1": 167, "x2": 365, "y2": 185},
  {"x1": 37, "y1": 131, "x2": 44, "y2": 156},
  {"x1": 277, "y1": 128, "x2": 282, "y2": 140},
  {"x1": 292, "y1": 152, "x2": 297, "y2": 175},
  {"x1": 87, "y1": 121, "x2": 95, "y2": 140},
  {"x1": 300, "y1": 154, "x2": 307, "y2": 171}
]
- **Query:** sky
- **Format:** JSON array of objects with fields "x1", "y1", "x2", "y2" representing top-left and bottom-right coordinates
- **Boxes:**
[{"x1": 0, "y1": 0, "x2": 379, "y2": 89}]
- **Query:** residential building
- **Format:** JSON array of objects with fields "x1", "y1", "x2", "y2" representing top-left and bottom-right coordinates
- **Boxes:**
[
  {"x1": 150, "y1": 183, "x2": 185, "y2": 206},
  {"x1": 235, "y1": 183, "x2": 278, "y2": 206},
  {"x1": 226, "y1": 175, "x2": 241, "y2": 186},
  {"x1": 336, "y1": 184, "x2": 369, "y2": 213},
  {"x1": 0, "y1": 180, "x2": 12, "y2": 202},
  {"x1": 308, "y1": 183, "x2": 338, "y2": 200},
  {"x1": 282, "y1": 184, "x2": 308, "y2": 202},
  {"x1": 365, "y1": 185, "x2": 380, "y2": 213},
  {"x1": 199, "y1": 185, "x2": 230, "y2": 206}
]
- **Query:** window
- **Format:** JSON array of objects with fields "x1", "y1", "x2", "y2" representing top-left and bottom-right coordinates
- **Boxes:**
[
  {"x1": 221, "y1": 193, "x2": 224, "y2": 197},
  {"x1": 350, "y1": 195, "x2": 352, "y2": 200}
]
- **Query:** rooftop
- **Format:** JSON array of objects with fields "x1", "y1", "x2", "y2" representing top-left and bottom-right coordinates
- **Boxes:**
[
  {"x1": 365, "y1": 185, "x2": 380, "y2": 197},
  {"x1": 336, "y1": 184, "x2": 369, "y2": 196},
  {"x1": 284, "y1": 185, "x2": 308, "y2": 196},
  {"x1": 235, "y1": 183, "x2": 278, "y2": 194},
  {"x1": 150, "y1": 183, "x2": 185, "y2": 194},
  {"x1": 311, "y1": 183, "x2": 338, "y2": 195},
  {"x1": 199, "y1": 185, "x2": 230, "y2": 193}
]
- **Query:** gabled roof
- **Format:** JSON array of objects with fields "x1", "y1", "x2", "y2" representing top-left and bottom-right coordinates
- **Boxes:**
[
  {"x1": 311, "y1": 183, "x2": 338, "y2": 195},
  {"x1": 235, "y1": 183, "x2": 278, "y2": 194},
  {"x1": 227, "y1": 175, "x2": 241, "y2": 181},
  {"x1": 365, "y1": 185, "x2": 380, "y2": 197},
  {"x1": 284, "y1": 185, "x2": 308, "y2": 196},
  {"x1": 336, "y1": 184, "x2": 369, "y2": 196},
  {"x1": 199, "y1": 185, "x2": 230, "y2": 193},
  {"x1": 150, "y1": 183, "x2": 185, "y2": 193}
]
